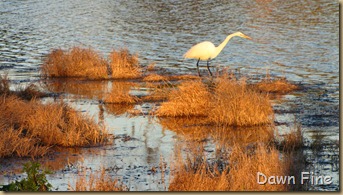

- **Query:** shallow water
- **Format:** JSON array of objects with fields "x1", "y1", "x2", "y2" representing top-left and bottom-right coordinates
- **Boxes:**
[{"x1": 0, "y1": 0, "x2": 339, "y2": 191}]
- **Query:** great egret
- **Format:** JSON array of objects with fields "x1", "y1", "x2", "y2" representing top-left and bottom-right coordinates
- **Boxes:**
[{"x1": 183, "y1": 32, "x2": 252, "y2": 76}]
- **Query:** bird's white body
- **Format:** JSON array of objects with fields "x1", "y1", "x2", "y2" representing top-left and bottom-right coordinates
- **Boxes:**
[
  {"x1": 183, "y1": 32, "x2": 251, "y2": 76},
  {"x1": 183, "y1": 32, "x2": 252, "y2": 61},
  {"x1": 183, "y1": 41, "x2": 217, "y2": 60}
]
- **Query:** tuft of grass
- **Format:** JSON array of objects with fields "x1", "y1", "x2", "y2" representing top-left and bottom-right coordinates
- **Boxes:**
[
  {"x1": 143, "y1": 74, "x2": 169, "y2": 82},
  {"x1": 70, "y1": 167, "x2": 128, "y2": 191},
  {"x1": 41, "y1": 47, "x2": 108, "y2": 79},
  {"x1": 279, "y1": 123, "x2": 303, "y2": 152},
  {"x1": 156, "y1": 76, "x2": 273, "y2": 126},
  {"x1": 156, "y1": 80, "x2": 211, "y2": 117},
  {"x1": 108, "y1": 49, "x2": 141, "y2": 79},
  {"x1": 210, "y1": 76, "x2": 273, "y2": 126},
  {"x1": 255, "y1": 78, "x2": 298, "y2": 94},
  {"x1": 168, "y1": 74, "x2": 201, "y2": 81},
  {"x1": 0, "y1": 95, "x2": 109, "y2": 158}
]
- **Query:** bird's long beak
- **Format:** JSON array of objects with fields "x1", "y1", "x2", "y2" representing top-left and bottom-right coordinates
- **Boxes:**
[{"x1": 243, "y1": 34, "x2": 252, "y2": 40}]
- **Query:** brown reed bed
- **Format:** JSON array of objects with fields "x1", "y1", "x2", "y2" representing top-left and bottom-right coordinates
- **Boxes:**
[
  {"x1": 70, "y1": 167, "x2": 128, "y2": 191},
  {"x1": 41, "y1": 47, "x2": 108, "y2": 79},
  {"x1": 108, "y1": 48, "x2": 141, "y2": 79},
  {"x1": 0, "y1": 95, "x2": 109, "y2": 158},
  {"x1": 169, "y1": 143, "x2": 288, "y2": 191}
]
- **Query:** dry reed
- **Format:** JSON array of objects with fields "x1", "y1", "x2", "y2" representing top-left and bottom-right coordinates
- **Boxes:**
[
  {"x1": 108, "y1": 49, "x2": 141, "y2": 79},
  {"x1": 255, "y1": 78, "x2": 298, "y2": 94},
  {"x1": 0, "y1": 95, "x2": 109, "y2": 158},
  {"x1": 156, "y1": 80, "x2": 211, "y2": 117},
  {"x1": 210, "y1": 76, "x2": 273, "y2": 126},
  {"x1": 143, "y1": 74, "x2": 169, "y2": 82},
  {"x1": 41, "y1": 47, "x2": 108, "y2": 79},
  {"x1": 156, "y1": 76, "x2": 273, "y2": 126}
]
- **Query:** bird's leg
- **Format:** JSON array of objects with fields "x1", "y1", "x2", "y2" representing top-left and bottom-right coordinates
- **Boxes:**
[
  {"x1": 207, "y1": 60, "x2": 213, "y2": 77},
  {"x1": 196, "y1": 58, "x2": 201, "y2": 76}
]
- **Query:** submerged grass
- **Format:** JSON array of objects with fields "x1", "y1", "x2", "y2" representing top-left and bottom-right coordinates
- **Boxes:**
[
  {"x1": 41, "y1": 47, "x2": 108, "y2": 79},
  {"x1": 169, "y1": 143, "x2": 288, "y2": 191},
  {"x1": 70, "y1": 167, "x2": 128, "y2": 191}
]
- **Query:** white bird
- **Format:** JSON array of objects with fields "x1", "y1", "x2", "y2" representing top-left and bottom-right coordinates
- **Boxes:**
[{"x1": 183, "y1": 32, "x2": 252, "y2": 76}]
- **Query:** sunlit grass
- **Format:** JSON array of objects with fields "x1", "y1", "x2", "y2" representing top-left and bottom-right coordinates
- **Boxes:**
[
  {"x1": 108, "y1": 49, "x2": 141, "y2": 79},
  {"x1": 41, "y1": 47, "x2": 108, "y2": 79},
  {"x1": 0, "y1": 95, "x2": 110, "y2": 158}
]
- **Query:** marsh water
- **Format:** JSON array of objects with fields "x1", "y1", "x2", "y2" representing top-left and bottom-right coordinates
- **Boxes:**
[{"x1": 0, "y1": 0, "x2": 339, "y2": 191}]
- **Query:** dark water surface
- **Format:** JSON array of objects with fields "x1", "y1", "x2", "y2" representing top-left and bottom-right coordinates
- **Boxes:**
[{"x1": 0, "y1": 0, "x2": 339, "y2": 191}]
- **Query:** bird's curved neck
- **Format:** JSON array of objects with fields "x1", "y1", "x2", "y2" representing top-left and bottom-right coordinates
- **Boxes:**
[{"x1": 214, "y1": 34, "x2": 236, "y2": 58}]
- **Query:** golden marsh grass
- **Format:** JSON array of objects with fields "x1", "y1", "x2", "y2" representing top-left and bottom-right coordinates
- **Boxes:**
[
  {"x1": 109, "y1": 49, "x2": 141, "y2": 79},
  {"x1": 41, "y1": 47, "x2": 108, "y2": 79},
  {"x1": 0, "y1": 95, "x2": 109, "y2": 158}
]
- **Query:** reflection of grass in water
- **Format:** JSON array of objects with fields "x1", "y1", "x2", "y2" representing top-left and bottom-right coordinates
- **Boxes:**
[
  {"x1": 104, "y1": 103, "x2": 135, "y2": 116},
  {"x1": 44, "y1": 79, "x2": 108, "y2": 99},
  {"x1": 104, "y1": 82, "x2": 139, "y2": 104}
]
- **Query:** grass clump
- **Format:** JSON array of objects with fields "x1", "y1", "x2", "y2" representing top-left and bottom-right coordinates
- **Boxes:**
[
  {"x1": 0, "y1": 74, "x2": 10, "y2": 96},
  {"x1": 0, "y1": 95, "x2": 109, "y2": 158},
  {"x1": 210, "y1": 77, "x2": 273, "y2": 126},
  {"x1": 255, "y1": 78, "x2": 298, "y2": 94},
  {"x1": 156, "y1": 76, "x2": 273, "y2": 126},
  {"x1": 70, "y1": 167, "x2": 128, "y2": 191},
  {"x1": 41, "y1": 47, "x2": 108, "y2": 79},
  {"x1": 143, "y1": 73, "x2": 169, "y2": 82},
  {"x1": 108, "y1": 49, "x2": 141, "y2": 79},
  {"x1": 156, "y1": 80, "x2": 211, "y2": 117}
]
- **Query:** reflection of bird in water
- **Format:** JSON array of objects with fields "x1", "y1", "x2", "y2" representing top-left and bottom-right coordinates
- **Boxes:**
[{"x1": 183, "y1": 32, "x2": 252, "y2": 77}]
